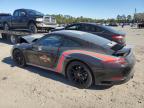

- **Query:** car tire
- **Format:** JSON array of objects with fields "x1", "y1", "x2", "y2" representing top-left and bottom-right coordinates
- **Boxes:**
[
  {"x1": 12, "y1": 49, "x2": 26, "y2": 67},
  {"x1": 28, "y1": 23, "x2": 37, "y2": 33},
  {"x1": 9, "y1": 35, "x2": 18, "y2": 44},
  {"x1": 66, "y1": 61, "x2": 93, "y2": 89}
]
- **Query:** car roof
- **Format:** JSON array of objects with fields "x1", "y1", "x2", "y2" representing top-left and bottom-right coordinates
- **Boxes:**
[
  {"x1": 52, "y1": 30, "x2": 111, "y2": 46},
  {"x1": 67, "y1": 22, "x2": 111, "y2": 31},
  {"x1": 69, "y1": 22, "x2": 103, "y2": 27},
  {"x1": 70, "y1": 22, "x2": 125, "y2": 35},
  {"x1": 15, "y1": 9, "x2": 38, "y2": 12}
]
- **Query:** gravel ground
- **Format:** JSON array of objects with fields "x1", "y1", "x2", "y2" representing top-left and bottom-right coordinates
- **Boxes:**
[{"x1": 0, "y1": 26, "x2": 144, "y2": 108}]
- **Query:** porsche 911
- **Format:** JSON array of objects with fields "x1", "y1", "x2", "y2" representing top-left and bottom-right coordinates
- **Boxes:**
[{"x1": 11, "y1": 30, "x2": 135, "y2": 88}]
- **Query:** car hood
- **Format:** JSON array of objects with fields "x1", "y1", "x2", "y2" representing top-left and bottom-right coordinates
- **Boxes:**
[
  {"x1": 51, "y1": 27, "x2": 65, "y2": 32},
  {"x1": 21, "y1": 33, "x2": 46, "y2": 43}
]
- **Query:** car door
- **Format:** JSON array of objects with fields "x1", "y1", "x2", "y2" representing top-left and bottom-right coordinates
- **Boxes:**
[
  {"x1": 12, "y1": 10, "x2": 20, "y2": 28},
  {"x1": 35, "y1": 34, "x2": 62, "y2": 69},
  {"x1": 12, "y1": 10, "x2": 27, "y2": 28},
  {"x1": 18, "y1": 10, "x2": 28, "y2": 28},
  {"x1": 25, "y1": 45, "x2": 41, "y2": 66}
]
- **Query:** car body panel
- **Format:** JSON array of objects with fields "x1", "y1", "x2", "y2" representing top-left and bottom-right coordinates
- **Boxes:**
[{"x1": 20, "y1": 33, "x2": 46, "y2": 43}]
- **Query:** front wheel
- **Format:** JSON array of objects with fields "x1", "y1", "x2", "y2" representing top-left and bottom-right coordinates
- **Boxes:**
[
  {"x1": 67, "y1": 61, "x2": 93, "y2": 89},
  {"x1": 8, "y1": 35, "x2": 18, "y2": 44},
  {"x1": 13, "y1": 49, "x2": 26, "y2": 67}
]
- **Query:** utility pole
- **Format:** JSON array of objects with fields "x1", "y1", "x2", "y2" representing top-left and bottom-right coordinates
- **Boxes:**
[
  {"x1": 135, "y1": 8, "x2": 137, "y2": 14},
  {"x1": 134, "y1": 8, "x2": 137, "y2": 24}
]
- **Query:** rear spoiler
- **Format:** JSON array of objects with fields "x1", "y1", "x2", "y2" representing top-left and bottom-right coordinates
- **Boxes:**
[{"x1": 113, "y1": 46, "x2": 131, "y2": 57}]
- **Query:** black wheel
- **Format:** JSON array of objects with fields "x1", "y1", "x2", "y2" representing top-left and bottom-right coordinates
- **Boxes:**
[
  {"x1": 9, "y1": 35, "x2": 18, "y2": 44},
  {"x1": 13, "y1": 49, "x2": 26, "y2": 67},
  {"x1": 67, "y1": 61, "x2": 93, "y2": 89},
  {"x1": 28, "y1": 23, "x2": 37, "y2": 33}
]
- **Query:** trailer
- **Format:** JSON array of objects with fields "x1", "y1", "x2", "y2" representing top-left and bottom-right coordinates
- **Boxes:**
[
  {"x1": 0, "y1": 29, "x2": 49, "y2": 44},
  {"x1": 0, "y1": 29, "x2": 32, "y2": 44}
]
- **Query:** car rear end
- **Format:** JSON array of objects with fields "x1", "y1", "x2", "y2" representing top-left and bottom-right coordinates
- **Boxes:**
[
  {"x1": 102, "y1": 46, "x2": 136, "y2": 85},
  {"x1": 93, "y1": 41, "x2": 135, "y2": 85},
  {"x1": 102, "y1": 25, "x2": 126, "y2": 45}
]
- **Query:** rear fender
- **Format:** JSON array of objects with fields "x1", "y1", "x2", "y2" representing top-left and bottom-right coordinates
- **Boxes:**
[{"x1": 59, "y1": 53, "x2": 104, "y2": 76}]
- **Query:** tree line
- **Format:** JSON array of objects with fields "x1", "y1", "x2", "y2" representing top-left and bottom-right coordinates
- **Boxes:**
[{"x1": 49, "y1": 14, "x2": 144, "y2": 24}]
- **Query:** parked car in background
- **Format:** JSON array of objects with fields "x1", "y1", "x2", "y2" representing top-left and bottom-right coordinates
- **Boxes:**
[
  {"x1": 138, "y1": 22, "x2": 144, "y2": 28},
  {"x1": 11, "y1": 30, "x2": 135, "y2": 88},
  {"x1": 52, "y1": 22, "x2": 126, "y2": 45},
  {"x1": 0, "y1": 9, "x2": 57, "y2": 33},
  {"x1": 108, "y1": 22, "x2": 118, "y2": 27}
]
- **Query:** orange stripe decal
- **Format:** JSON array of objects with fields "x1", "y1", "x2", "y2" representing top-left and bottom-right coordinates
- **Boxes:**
[{"x1": 55, "y1": 50, "x2": 118, "y2": 73}]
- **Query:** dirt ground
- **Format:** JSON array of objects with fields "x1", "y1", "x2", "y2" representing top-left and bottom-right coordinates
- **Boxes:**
[{"x1": 0, "y1": 26, "x2": 144, "y2": 108}]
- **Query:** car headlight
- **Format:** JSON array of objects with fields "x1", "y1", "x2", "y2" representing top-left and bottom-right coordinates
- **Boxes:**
[{"x1": 36, "y1": 18, "x2": 43, "y2": 22}]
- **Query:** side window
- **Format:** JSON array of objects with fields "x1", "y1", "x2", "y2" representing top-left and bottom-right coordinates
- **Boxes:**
[
  {"x1": 19, "y1": 11, "x2": 26, "y2": 17},
  {"x1": 38, "y1": 35, "x2": 62, "y2": 47},
  {"x1": 66, "y1": 25, "x2": 78, "y2": 30},
  {"x1": 28, "y1": 11, "x2": 35, "y2": 16},
  {"x1": 13, "y1": 11, "x2": 19, "y2": 17},
  {"x1": 84, "y1": 25, "x2": 96, "y2": 32},
  {"x1": 62, "y1": 38, "x2": 80, "y2": 47},
  {"x1": 84, "y1": 25, "x2": 103, "y2": 32},
  {"x1": 95, "y1": 27, "x2": 104, "y2": 32}
]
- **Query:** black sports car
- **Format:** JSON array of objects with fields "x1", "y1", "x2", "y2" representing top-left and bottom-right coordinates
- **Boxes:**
[
  {"x1": 52, "y1": 22, "x2": 126, "y2": 45},
  {"x1": 11, "y1": 30, "x2": 135, "y2": 88}
]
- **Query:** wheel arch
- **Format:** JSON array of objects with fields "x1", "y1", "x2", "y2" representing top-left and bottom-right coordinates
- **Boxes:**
[
  {"x1": 28, "y1": 20, "x2": 36, "y2": 26},
  {"x1": 64, "y1": 59, "x2": 95, "y2": 83},
  {"x1": 3, "y1": 21, "x2": 10, "y2": 29}
]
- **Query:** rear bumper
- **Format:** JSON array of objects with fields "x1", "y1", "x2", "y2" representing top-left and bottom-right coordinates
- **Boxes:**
[
  {"x1": 93, "y1": 67, "x2": 135, "y2": 86},
  {"x1": 95, "y1": 68, "x2": 134, "y2": 85},
  {"x1": 93, "y1": 49, "x2": 136, "y2": 85},
  {"x1": 110, "y1": 69, "x2": 134, "y2": 85}
]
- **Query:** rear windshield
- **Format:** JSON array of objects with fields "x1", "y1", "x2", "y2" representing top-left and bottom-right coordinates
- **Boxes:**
[
  {"x1": 102, "y1": 25, "x2": 125, "y2": 35},
  {"x1": 78, "y1": 33, "x2": 124, "y2": 52},
  {"x1": 79, "y1": 32, "x2": 111, "y2": 46}
]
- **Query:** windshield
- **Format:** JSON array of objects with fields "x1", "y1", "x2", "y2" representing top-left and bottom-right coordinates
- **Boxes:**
[{"x1": 27, "y1": 10, "x2": 44, "y2": 16}]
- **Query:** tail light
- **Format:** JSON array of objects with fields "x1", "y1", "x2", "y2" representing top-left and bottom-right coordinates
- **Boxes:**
[
  {"x1": 115, "y1": 58, "x2": 127, "y2": 65},
  {"x1": 112, "y1": 35, "x2": 125, "y2": 44},
  {"x1": 104, "y1": 58, "x2": 127, "y2": 65}
]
